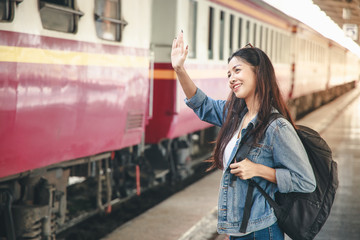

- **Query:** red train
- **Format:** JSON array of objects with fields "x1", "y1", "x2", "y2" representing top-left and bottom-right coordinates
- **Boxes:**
[{"x1": 0, "y1": 0, "x2": 358, "y2": 239}]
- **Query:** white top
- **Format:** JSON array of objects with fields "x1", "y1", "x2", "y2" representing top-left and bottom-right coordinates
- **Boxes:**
[
  {"x1": 223, "y1": 126, "x2": 241, "y2": 170},
  {"x1": 223, "y1": 117, "x2": 251, "y2": 237},
  {"x1": 223, "y1": 116, "x2": 246, "y2": 170}
]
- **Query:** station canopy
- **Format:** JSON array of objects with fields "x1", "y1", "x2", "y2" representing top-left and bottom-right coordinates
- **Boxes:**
[{"x1": 313, "y1": 0, "x2": 360, "y2": 42}]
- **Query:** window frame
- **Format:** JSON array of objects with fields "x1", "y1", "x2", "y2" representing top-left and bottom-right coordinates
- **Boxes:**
[
  {"x1": 188, "y1": 0, "x2": 198, "y2": 58},
  {"x1": 94, "y1": 0, "x2": 128, "y2": 42},
  {"x1": 219, "y1": 10, "x2": 225, "y2": 60},
  {"x1": 39, "y1": 0, "x2": 84, "y2": 33},
  {"x1": 229, "y1": 14, "x2": 234, "y2": 55},
  {"x1": 0, "y1": 0, "x2": 23, "y2": 22},
  {"x1": 208, "y1": 6, "x2": 214, "y2": 59},
  {"x1": 238, "y1": 17, "x2": 242, "y2": 48}
]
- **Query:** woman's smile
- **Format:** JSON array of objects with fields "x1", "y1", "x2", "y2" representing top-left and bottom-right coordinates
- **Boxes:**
[{"x1": 232, "y1": 83, "x2": 243, "y2": 92}]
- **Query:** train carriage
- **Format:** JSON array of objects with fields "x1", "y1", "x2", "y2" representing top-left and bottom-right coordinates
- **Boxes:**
[{"x1": 0, "y1": 0, "x2": 153, "y2": 238}]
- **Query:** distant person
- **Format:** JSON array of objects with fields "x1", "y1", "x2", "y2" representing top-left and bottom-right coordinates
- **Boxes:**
[{"x1": 171, "y1": 31, "x2": 316, "y2": 240}]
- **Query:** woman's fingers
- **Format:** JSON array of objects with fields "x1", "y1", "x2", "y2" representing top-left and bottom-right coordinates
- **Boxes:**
[
  {"x1": 184, "y1": 45, "x2": 189, "y2": 58},
  {"x1": 172, "y1": 31, "x2": 183, "y2": 50},
  {"x1": 178, "y1": 32, "x2": 183, "y2": 51},
  {"x1": 172, "y1": 38, "x2": 176, "y2": 49},
  {"x1": 229, "y1": 159, "x2": 257, "y2": 180}
]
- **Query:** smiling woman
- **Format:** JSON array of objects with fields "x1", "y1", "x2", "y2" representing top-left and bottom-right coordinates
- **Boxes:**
[{"x1": 171, "y1": 31, "x2": 316, "y2": 239}]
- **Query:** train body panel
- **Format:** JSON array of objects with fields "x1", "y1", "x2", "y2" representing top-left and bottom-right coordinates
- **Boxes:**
[
  {"x1": 291, "y1": 26, "x2": 328, "y2": 97},
  {"x1": 145, "y1": 62, "x2": 227, "y2": 143},
  {"x1": 328, "y1": 43, "x2": 349, "y2": 88},
  {"x1": 273, "y1": 63, "x2": 292, "y2": 100}
]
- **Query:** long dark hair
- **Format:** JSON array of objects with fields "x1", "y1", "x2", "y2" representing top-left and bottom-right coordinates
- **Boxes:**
[{"x1": 209, "y1": 47, "x2": 296, "y2": 170}]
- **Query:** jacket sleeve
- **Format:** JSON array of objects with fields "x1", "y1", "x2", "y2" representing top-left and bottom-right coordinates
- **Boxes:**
[
  {"x1": 185, "y1": 88, "x2": 227, "y2": 127},
  {"x1": 272, "y1": 119, "x2": 316, "y2": 193}
]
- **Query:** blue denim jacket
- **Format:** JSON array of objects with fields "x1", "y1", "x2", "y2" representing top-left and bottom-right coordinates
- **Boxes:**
[{"x1": 185, "y1": 88, "x2": 316, "y2": 234}]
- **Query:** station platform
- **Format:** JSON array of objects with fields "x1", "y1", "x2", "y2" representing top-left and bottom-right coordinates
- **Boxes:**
[{"x1": 101, "y1": 87, "x2": 360, "y2": 240}]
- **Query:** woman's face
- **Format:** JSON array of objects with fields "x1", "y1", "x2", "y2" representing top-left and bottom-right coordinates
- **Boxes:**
[{"x1": 227, "y1": 57, "x2": 257, "y2": 101}]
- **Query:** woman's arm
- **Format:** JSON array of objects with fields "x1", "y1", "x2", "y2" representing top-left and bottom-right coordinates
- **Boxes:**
[
  {"x1": 171, "y1": 31, "x2": 197, "y2": 99},
  {"x1": 172, "y1": 31, "x2": 227, "y2": 126},
  {"x1": 272, "y1": 119, "x2": 316, "y2": 193}
]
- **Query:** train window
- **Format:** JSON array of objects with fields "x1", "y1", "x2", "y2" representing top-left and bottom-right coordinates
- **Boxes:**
[
  {"x1": 306, "y1": 40, "x2": 310, "y2": 61},
  {"x1": 238, "y1": 17, "x2": 242, "y2": 48},
  {"x1": 282, "y1": 35, "x2": 285, "y2": 62},
  {"x1": 264, "y1": 27, "x2": 268, "y2": 53},
  {"x1": 301, "y1": 39, "x2": 305, "y2": 61},
  {"x1": 219, "y1": 10, "x2": 225, "y2": 60},
  {"x1": 269, "y1": 29, "x2": 273, "y2": 60},
  {"x1": 188, "y1": 0, "x2": 197, "y2": 58},
  {"x1": 304, "y1": 40, "x2": 307, "y2": 61},
  {"x1": 246, "y1": 20, "x2": 250, "y2": 44},
  {"x1": 0, "y1": 0, "x2": 15, "y2": 21},
  {"x1": 229, "y1": 14, "x2": 234, "y2": 55},
  {"x1": 279, "y1": 33, "x2": 282, "y2": 62},
  {"x1": 259, "y1": 25, "x2": 263, "y2": 50},
  {"x1": 316, "y1": 44, "x2": 319, "y2": 62},
  {"x1": 278, "y1": 33, "x2": 281, "y2": 62},
  {"x1": 253, "y1": 23, "x2": 257, "y2": 46},
  {"x1": 285, "y1": 35, "x2": 290, "y2": 62},
  {"x1": 283, "y1": 35, "x2": 287, "y2": 62},
  {"x1": 95, "y1": 0, "x2": 128, "y2": 41},
  {"x1": 208, "y1": 6, "x2": 214, "y2": 59},
  {"x1": 277, "y1": 32, "x2": 280, "y2": 62},
  {"x1": 273, "y1": 32, "x2": 278, "y2": 62},
  {"x1": 39, "y1": 0, "x2": 83, "y2": 33}
]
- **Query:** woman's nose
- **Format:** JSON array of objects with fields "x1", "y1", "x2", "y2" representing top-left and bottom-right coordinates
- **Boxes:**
[{"x1": 229, "y1": 77, "x2": 236, "y2": 84}]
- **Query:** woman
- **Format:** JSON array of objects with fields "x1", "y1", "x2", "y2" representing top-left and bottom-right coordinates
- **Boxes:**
[{"x1": 171, "y1": 32, "x2": 316, "y2": 240}]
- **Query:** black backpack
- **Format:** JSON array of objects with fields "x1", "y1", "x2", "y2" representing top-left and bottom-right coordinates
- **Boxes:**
[{"x1": 236, "y1": 113, "x2": 339, "y2": 240}]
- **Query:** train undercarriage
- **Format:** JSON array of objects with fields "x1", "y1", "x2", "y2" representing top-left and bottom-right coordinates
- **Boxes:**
[{"x1": 0, "y1": 127, "x2": 217, "y2": 240}]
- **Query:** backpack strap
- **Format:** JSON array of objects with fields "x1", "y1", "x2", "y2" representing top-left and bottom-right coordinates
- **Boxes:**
[{"x1": 238, "y1": 112, "x2": 283, "y2": 233}]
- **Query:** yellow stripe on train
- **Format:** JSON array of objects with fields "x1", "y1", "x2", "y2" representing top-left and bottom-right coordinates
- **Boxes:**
[
  {"x1": 153, "y1": 69, "x2": 227, "y2": 80},
  {"x1": 0, "y1": 46, "x2": 149, "y2": 68}
]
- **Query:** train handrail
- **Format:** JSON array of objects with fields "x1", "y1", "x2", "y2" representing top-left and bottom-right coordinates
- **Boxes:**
[
  {"x1": 149, "y1": 51, "x2": 155, "y2": 118},
  {"x1": 39, "y1": 2, "x2": 84, "y2": 17},
  {"x1": 94, "y1": 13, "x2": 128, "y2": 27}
]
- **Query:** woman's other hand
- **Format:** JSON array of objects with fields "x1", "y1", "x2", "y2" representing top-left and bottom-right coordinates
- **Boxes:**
[
  {"x1": 230, "y1": 159, "x2": 258, "y2": 180},
  {"x1": 230, "y1": 159, "x2": 277, "y2": 183},
  {"x1": 171, "y1": 31, "x2": 188, "y2": 72}
]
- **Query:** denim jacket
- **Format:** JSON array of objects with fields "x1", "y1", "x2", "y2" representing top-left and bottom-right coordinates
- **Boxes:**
[{"x1": 185, "y1": 88, "x2": 316, "y2": 234}]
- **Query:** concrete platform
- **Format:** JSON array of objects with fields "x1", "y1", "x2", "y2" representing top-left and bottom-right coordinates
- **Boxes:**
[{"x1": 101, "y1": 170, "x2": 222, "y2": 240}]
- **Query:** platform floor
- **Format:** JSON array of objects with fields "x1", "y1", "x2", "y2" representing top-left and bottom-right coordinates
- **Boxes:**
[
  {"x1": 101, "y1": 170, "x2": 222, "y2": 240},
  {"x1": 102, "y1": 87, "x2": 360, "y2": 240},
  {"x1": 310, "y1": 91, "x2": 360, "y2": 239}
]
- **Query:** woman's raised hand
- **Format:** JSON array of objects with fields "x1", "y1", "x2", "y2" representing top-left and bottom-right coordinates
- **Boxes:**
[
  {"x1": 170, "y1": 31, "x2": 196, "y2": 99},
  {"x1": 171, "y1": 31, "x2": 188, "y2": 72}
]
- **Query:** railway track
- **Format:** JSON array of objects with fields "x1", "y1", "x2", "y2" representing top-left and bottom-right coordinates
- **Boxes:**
[{"x1": 56, "y1": 153, "x2": 213, "y2": 240}]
